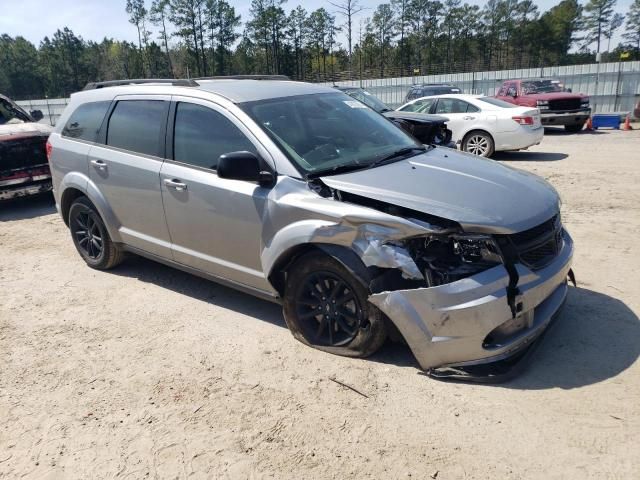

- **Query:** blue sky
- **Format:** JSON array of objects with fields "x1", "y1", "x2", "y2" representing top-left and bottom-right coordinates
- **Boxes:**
[{"x1": 0, "y1": 0, "x2": 633, "y2": 49}]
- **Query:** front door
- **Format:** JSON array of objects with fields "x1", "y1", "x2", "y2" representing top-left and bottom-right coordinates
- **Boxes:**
[
  {"x1": 88, "y1": 95, "x2": 172, "y2": 258},
  {"x1": 159, "y1": 97, "x2": 274, "y2": 292},
  {"x1": 433, "y1": 98, "x2": 480, "y2": 143}
]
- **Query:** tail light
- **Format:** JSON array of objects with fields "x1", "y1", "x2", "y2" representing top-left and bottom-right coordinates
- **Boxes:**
[
  {"x1": 512, "y1": 116, "x2": 534, "y2": 126},
  {"x1": 46, "y1": 140, "x2": 53, "y2": 162}
]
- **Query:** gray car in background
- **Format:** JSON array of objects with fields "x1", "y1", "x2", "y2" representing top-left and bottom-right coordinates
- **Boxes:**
[{"x1": 47, "y1": 78, "x2": 573, "y2": 379}]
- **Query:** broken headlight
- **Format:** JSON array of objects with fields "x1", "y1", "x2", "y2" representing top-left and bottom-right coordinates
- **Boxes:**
[{"x1": 406, "y1": 234, "x2": 502, "y2": 287}]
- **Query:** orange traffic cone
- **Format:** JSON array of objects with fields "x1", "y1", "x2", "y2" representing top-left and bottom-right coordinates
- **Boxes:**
[
  {"x1": 623, "y1": 114, "x2": 633, "y2": 131},
  {"x1": 585, "y1": 116, "x2": 593, "y2": 131}
]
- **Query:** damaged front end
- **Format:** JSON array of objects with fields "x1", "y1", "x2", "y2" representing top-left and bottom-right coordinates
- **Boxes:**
[{"x1": 306, "y1": 180, "x2": 574, "y2": 381}]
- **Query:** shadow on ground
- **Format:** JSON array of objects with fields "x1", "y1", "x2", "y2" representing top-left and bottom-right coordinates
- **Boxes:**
[
  {"x1": 543, "y1": 127, "x2": 609, "y2": 136},
  {"x1": 493, "y1": 151, "x2": 568, "y2": 162},
  {"x1": 0, "y1": 193, "x2": 56, "y2": 221},
  {"x1": 503, "y1": 287, "x2": 639, "y2": 389},
  {"x1": 112, "y1": 255, "x2": 285, "y2": 329},
  {"x1": 109, "y1": 256, "x2": 640, "y2": 387}
]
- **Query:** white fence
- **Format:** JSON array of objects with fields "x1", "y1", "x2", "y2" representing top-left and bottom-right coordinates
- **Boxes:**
[
  {"x1": 16, "y1": 61, "x2": 640, "y2": 126},
  {"x1": 324, "y1": 61, "x2": 640, "y2": 112},
  {"x1": 16, "y1": 97, "x2": 69, "y2": 127}
]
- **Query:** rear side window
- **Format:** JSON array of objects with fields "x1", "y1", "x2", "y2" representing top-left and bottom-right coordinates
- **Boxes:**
[
  {"x1": 62, "y1": 101, "x2": 110, "y2": 141},
  {"x1": 106, "y1": 100, "x2": 167, "y2": 156},
  {"x1": 435, "y1": 99, "x2": 478, "y2": 114},
  {"x1": 173, "y1": 103, "x2": 256, "y2": 170}
]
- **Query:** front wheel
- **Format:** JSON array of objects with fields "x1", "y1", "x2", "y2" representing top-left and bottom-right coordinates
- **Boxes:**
[
  {"x1": 283, "y1": 252, "x2": 387, "y2": 358},
  {"x1": 462, "y1": 131, "x2": 495, "y2": 157}
]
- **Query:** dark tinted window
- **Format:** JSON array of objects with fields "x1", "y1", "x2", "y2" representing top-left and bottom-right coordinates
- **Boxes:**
[
  {"x1": 173, "y1": 103, "x2": 256, "y2": 169},
  {"x1": 107, "y1": 100, "x2": 167, "y2": 156},
  {"x1": 62, "y1": 101, "x2": 110, "y2": 141}
]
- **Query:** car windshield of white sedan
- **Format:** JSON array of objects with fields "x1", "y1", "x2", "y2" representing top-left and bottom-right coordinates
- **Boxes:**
[
  {"x1": 522, "y1": 80, "x2": 564, "y2": 94},
  {"x1": 242, "y1": 93, "x2": 421, "y2": 176}
]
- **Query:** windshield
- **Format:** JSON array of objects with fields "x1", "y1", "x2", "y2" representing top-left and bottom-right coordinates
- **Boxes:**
[
  {"x1": 521, "y1": 80, "x2": 564, "y2": 94},
  {"x1": 476, "y1": 97, "x2": 518, "y2": 108},
  {"x1": 241, "y1": 93, "x2": 421, "y2": 176},
  {"x1": 343, "y1": 88, "x2": 391, "y2": 113},
  {"x1": 0, "y1": 98, "x2": 30, "y2": 125}
]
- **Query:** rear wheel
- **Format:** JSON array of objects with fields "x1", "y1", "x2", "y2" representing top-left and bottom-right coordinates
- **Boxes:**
[
  {"x1": 283, "y1": 252, "x2": 387, "y2": 358},
  {"x1": 462, "y1": 131, "x2": 494, "y2": 157},
  {"x1": 564, "y1": 123, "x2": 584, "y2": 133},
  {"x1": 68, "y1": 197, "x2": 123, "y2": 270}
]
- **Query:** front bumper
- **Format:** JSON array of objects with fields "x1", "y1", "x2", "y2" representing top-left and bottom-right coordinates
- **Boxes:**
[
  {"x1": 369, "y1": 231, "x2": 573, "y2": 372},
  {"x1": 540, "y1": 109, "x2": 590, "y2": 126}
]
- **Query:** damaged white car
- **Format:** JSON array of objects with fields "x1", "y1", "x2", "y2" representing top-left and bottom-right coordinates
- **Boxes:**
[{"x1": 48, "y1": 78, "x2": 574, "y2": 380}]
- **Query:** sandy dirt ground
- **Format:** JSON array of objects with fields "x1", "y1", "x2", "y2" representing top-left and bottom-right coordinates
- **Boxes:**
[{"x1": 1, "y1": 129, "x2": 639, "y2": 479}]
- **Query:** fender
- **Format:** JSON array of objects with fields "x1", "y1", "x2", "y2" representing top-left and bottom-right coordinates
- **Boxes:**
[{"x1": 59, "y1": 171, "x2": 123, "y2": 243}]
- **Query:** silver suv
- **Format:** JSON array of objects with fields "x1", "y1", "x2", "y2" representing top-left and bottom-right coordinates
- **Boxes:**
[{"x1": 48, "y1": 77, "x2": 573, "y2": 379}]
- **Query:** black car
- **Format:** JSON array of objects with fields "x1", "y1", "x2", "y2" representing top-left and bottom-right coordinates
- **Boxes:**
[
  {"x1": 336, "y1": 86, "x2": 453, "y2": 147},
  {"x1": 404, "y1": 84, "x2": 461, "y2": 102},
  {"x1": 0, "y1": 94, "x2": 52, "y2": 201}
]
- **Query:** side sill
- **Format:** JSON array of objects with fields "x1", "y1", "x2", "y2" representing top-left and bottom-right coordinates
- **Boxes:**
[{"x1": 122, "y1": 244, "x2": 282, "y2": 305}]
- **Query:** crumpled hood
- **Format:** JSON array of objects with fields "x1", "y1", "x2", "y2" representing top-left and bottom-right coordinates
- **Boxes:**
[
  {"x1": 320, "y1": 147, "x2": 560, "y2": 234},
  {"x1": 0, "y1": 122, "x2": 53, "y2": 139}
]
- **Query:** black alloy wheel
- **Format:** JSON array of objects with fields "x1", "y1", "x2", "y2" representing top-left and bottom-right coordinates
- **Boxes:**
[
  {"x1": 72, "y1": 210, "x2": 104, "y2": 260},
  {"x1": 294, "y1": 270, "x2": 365, "y2": 347}
]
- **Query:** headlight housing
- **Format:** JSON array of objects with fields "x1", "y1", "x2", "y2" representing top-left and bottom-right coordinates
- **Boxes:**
[{"x1": 405, "y1": 234, "x2": 502, "y2": 287}]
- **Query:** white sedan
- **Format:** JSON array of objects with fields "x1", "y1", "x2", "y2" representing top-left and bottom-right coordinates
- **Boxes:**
[{"x1": 396, "y1": 94, "x2": 544, "y2": 157}]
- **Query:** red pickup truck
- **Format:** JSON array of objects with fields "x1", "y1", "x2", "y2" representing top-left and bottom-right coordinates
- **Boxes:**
[{"x1": 495, "y1": 79, "x2": 591, "y2": 132}]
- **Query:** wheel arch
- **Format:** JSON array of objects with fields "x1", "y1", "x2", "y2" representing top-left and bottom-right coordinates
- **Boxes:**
[
  {"x1": 58, "y1": 172, "x2": 122, "y2": 242},
  {"x1": 267, "y1": 243, "x2": 370, "y2": 298}
]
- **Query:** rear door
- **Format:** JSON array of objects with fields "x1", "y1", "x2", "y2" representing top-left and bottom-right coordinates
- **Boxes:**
[
  {"x1": 159, "y1": 96, "x2": 274, "y2": 292},
  {"x1": 88, "y1": 95, "x2": 172, "y2": 258}
]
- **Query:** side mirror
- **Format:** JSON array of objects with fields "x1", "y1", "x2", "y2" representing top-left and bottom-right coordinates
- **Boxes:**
[
  {"x1": 217, "y1": 151, "x2": 275, "y2": 187},
  {"x1": 30, "y1": 110, "x2": 44, "y2": 122}
]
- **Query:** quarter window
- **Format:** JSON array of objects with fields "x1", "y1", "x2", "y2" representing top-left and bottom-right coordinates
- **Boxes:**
[
  {"x1": 62, "y1": 101, "x2": 111, "y2": 142},
  {"x1": 106, "y1": 100, "x2": 168, "y2": 156},
  {"x1": 173, "y1": 102, "x2": 256, "y2": 170}
]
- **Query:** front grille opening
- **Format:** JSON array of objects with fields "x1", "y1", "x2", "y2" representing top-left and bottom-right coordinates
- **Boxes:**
[
  {"x1": 504, "y1": 215, "x2": 562, "y2": 271},
  {"x1": 549, "y1": 98, "x2": 581, "y2": 111}
]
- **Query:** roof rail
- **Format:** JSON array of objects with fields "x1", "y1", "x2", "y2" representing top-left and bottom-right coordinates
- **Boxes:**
[
  {"x1": 82, "y1": 79, "x2": 199, "y2": 90},
  {"x1": 194, "y1": 75, "x2": 290, "y2": 81}
]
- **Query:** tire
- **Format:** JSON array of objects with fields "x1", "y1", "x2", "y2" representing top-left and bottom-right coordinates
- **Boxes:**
[
  {"x1": 564, "y1": 123, "x2": 584, "y2": 133},
  {"x1": 68, "y1": 196, "x2": 124, "y2": 270},
  {"x1": 462, "y1": 130, "x2": 495, "y2": 157},
  {"x1": 283, "y1": 252, "x2": 387, "y2": 358}
]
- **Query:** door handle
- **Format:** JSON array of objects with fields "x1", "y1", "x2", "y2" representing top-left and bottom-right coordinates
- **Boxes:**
[
  {"x1": 90, "y1": 159, "x2": 107, "y2": 170},
  {"x1": 463, "y1": 116, "x2": 476, "y2": 120},
  {"x1": 164, "y1": 178, "x2": 188, "y2": 191}
]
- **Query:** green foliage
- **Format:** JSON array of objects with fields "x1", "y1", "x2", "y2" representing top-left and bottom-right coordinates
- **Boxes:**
[{"x1": 0, "y1": 0, "x2": 632, "y2": 99}]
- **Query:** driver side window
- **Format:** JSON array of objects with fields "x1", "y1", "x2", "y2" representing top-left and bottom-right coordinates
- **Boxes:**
[{"x1": 173, "y1": 102, "x2": 256, "y2": 170}]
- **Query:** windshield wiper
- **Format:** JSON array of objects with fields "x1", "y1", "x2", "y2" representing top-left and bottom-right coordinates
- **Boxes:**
[
  {"x1": 306, "y1": 162, "x2": 369, "y2": 179},
  {"x1": 366, "y1": 146, "x2": 427, "y2": 169}
]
